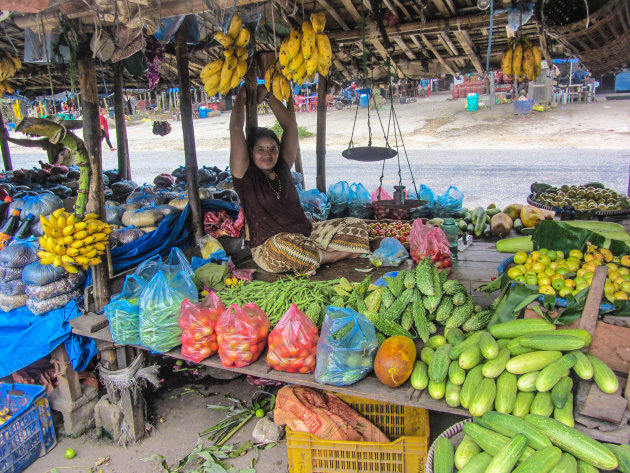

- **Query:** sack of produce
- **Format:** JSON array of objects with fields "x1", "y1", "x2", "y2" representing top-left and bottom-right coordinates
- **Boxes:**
[
  {"x1": 327, "y1": 180, "x2": 350, "y2": 218},
  {"x1": 26, "y1": 288, "x2": 81, "y2": 316},
  {"x1": 164, "y1": 247, "x2": 194, "y2": 281},
  {"x1": 433, "y1": 185, "x2": 464, "y2": 217},
  {"x1": 105, "y1": 275, "x2": 144, "y2": 345},
  {"x1": 266, "y1": 304, "x2": 319, "y2": 374},
  {"x1": 126, "y1": 190, "x2": 167, "y2": 207},
  {"x1": 25, "y1": 271, "x2": 86, "y2": 300},
  {"x1": 0, "y1": 266, "x2": 23, "y2": 281},
  {"x1": 110, "y1": 179, "x2": 137, "y2": 200},
  {"x1": 198, "y1": 235, "x2": 225, "y2": 259},
  {"x1": 315, "y1": 306, "x2": 378, "y2": 386},
  {"x1": 168, "y1": 195, "x2": 189, "y2": 211},
  {"x1": 0, "y1": 239, "x2": 39, "y2": 268},
  {"x1": 121, "y1": 207, "x2": 166, "y2": 228},
  {"x1": 179, "y1": 293, "x2": 224, "y2": 363},
  {"x1": 0, "y1": 278, "x2": 26, "y2": 296},
  {"x1": 215, "y1": 302, "x2": 270, "y2": 368},
  {"x1": 11, "y1": 192, "x2": 63, "y2": 222},
  {"x1": 370, "y1": 237, "x2": 409, "y2": 267},
  {"x1": 139, "y1": 270, "x2": 198, "y2": 353},
  {"x1": 348, "y1": 182, "x2": 373, "y2": 219},
  {"x1": 153, "y1": 173, "x2": 174, "y2": 188},
  {"x1": 22, "y1": 261, "x2": 67, "y2": 286},
  {"x1": 409, "y1": 219, "x2": 452, "y2": 269},
  {"x1": 110, "y1": 227, "x2": 146, "y2": 246},
  {"x1": 298, "y1": 189, "x2": 331, "y2": 221},
  {"x1": 105, "y1": 205, "x2": 125, "y2": 226},
  {"x1": 0, "y1": 293, "x2": 27, "y2": 312}
]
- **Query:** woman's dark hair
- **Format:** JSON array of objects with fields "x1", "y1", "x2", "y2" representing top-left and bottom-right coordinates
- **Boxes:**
[{"x1": 247, "y1": 127, "x2": 280, "y2": 155}]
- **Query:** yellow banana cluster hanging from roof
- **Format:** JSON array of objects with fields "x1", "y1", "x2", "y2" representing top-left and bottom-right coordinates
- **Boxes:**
[
  {"x1": 200, "y1": 12, "x2": 250, "y2": 96},
  {"x1": 38, "y1": 208, "x2": 112, "y2": 273},
  {"x1": 501, "y1": 37, "x2": 542, "y2": 82},
  {"x1": 0, "y1": 53, "x2": 21, "y2": 96}
]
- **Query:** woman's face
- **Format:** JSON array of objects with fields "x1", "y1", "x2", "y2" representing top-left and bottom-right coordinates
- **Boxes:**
[{"x1": 252, "y1": 137, "x2": 279, "y2": 173}]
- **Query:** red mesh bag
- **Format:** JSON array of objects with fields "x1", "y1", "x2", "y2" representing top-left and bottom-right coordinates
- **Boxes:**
[
  {"x1": 215, "y1": 302, "x2": 270, "y2": 368},
  {"x1": 179, "y1": 292, "x2": 225, "y2": 363},
  {"x1": 266, "y1": 304, "x2": 319, "y2": 374},
  {"x1": 409, "y1": 219, "x2": 452, "y2": 269}
]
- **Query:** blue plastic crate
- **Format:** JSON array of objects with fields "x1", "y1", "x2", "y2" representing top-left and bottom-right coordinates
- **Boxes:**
[
  {"x1": 513, "y1": 99, "x2": 534, "y2": 115},
  {"x1": 0, "y1": 384, "x2": 56, "y2": 473}
]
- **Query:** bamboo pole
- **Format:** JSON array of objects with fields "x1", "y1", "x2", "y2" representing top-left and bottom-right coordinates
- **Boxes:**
[
  {"x1": 78, "y1": 50, "x2": 111, "y2": 311},
  {"x1": 113, "y1": 62, "x2": 131, "y2": 181},
  {"x1": 245, "y1": 27, "x2": 258, "y2": 138},
  {"x1": 0, "y1": 110, "x2": 12, "y2": 171},
  {"x1": 315, "y1": 75, "x2": 328, "y2": 193},
  {"x1": 175, "y1": 26, "x2": 203, "y2": 243},
  {"x1": 286, "y1": 90, "x2": 305, "y2": 189}
]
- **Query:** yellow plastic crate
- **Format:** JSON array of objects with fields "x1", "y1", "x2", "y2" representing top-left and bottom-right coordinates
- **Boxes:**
[{"x1": 286, "y1": 393, "x2": 429, "y2": 473}]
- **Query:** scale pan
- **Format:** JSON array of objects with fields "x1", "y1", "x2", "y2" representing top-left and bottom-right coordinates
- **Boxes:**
[{"x1": 342, "y1": 146, "x2": 398, "y2": 162}]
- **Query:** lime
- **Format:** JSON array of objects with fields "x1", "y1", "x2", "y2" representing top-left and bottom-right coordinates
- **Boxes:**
[
  {"x1": 569, "y1": 249, "x2": 583, "y2": 260},
  {"x1": 513, "y1": 251, "x2": 528, "y2": 265},
  {"x1": 538, "y1": 255, "x2": 551, "y2": 266},
  {"x1": 255, "y1": 409, "x2": 265, "y2": 418},
  {"x1": 558, "y1": 286, "x2": 572, "y2": 298},
  {"x1": 507, "y1": 267, "x2": 523, "y2": 280},
  {"x1": 538, "y1": 285, "x2": 555, "y2": 296},
  {"x1": 551, "y1": 278, "x2": 565, "y2": 291},
  {"x1": 64, "y1": 448, "x2": 76, "y2": 460},
  {"x1": 546, "y1": 250, "x2": 557, "y2": 262}
]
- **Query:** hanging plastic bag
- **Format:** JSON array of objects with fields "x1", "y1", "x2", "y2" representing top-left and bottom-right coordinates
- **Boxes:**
[
  {"x1": 408, "y1": 219, "x2": 452, "y2": 269},
  {"x1": 164, "y1": 246, "x2": 194, "y2": 281},
  {"x1": 139, "y1": 270, "x2": 198, "y2": 353},
  {"x1": 433, "y1": 186, "x2": 464, "y2": 217},
  {"x1": 371, "y1": 186, "x2": 393, "y2": 219},
  {"x1": 371, "y1": 186, "x2": 392, "y2": 202},
  {"x1": 105, "y1": 274, "x2": 144, "y2": 345},
  {"x1": 266, "y1": 304, "x2": 319, "y2": 374},
  {"x1": 348, "y1": 183, "x2": 373, "y2": 219},
  {"x1": 370, "y1": 237, "x2": 409, "y2": 267},
  {"x1": 327, "y1": 181, "x2": 350, "y2": 218},
  {"x1": 298, "y1": 189, "x2": 331, "y2": 221},
  {"x1": 315, "y1": 307, "x2": 378, "y2": 386},
  {"x1": 215, "y1": 303, "x2": 270, "y2": 368},
  {"x1": 179, "y1": 293, "x2": 225, "y2": 363}
]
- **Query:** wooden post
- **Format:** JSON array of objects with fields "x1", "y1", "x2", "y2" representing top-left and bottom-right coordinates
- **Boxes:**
[
  {"x1": 245, "y1": 28, "x2": 258, "y2": 139},
  {"x1": 113, "y1": 62, "x2": 131, "y2": 181},
  {"x1": 51, "y1": 345, "x2": 81, "y2": 402},
  {"x1": 0, "y1": 110, "x2": 12, "y2": 171},
  {"x1": 78, "y1": 50, "x2": 111, "y2": 312},
  {"x1": 175, "y1": 26, "x2": 203, "y2": 243},
  {"x1": 578, "y1": 265, "x2": 608, "y2": 337},
  {"x1": 286, "y1": 90, "x2": 305, "y2": 188},
  {"x1": 315, "y1": 74, "x2": 328, "y2": 193}
]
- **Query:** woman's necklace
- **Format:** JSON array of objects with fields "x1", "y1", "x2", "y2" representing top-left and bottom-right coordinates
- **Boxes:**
[{"x1": 264, "y1": 172, "x2": 282, "y2": 200}]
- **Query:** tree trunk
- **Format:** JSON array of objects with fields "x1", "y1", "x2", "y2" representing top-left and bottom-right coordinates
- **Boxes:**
[
  {"x1": 0, "y1": 110, "x2": 12, "y2": 171},
  {"x1": 113, "y1": 62, "x2": 131, "y2": 180},
  {"x1": 316, "y1": 75, "x2": 328, "y2": 193}
]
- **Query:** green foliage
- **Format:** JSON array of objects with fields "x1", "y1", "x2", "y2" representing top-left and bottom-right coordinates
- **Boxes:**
[{"x1": 271, "y1": 120, "x2": 314, "y2": 139}]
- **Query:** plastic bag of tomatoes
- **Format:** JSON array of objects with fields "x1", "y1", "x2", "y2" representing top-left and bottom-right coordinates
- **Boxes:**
[
  {"x1": 179, "y1": 292, "x2": 225, "y2": 363},
  {"x1": 215, "y1": 302, "x2": 270, "y2": 368},
  {"x1": 266, "y1": 304, "x2": 319, "y2": 374},
  {"x1": 409, "y1": 219, "x2": 452, "y2": 269}
]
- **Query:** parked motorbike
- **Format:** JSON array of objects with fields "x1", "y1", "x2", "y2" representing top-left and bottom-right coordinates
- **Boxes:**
[{"x1": 332, "y1": 87, "x2": 358, "y2": 110}]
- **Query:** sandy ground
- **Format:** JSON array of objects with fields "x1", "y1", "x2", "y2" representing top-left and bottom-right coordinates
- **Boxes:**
[{"x1": 12, "y1": 92, "x2": 630, "y2": 473}]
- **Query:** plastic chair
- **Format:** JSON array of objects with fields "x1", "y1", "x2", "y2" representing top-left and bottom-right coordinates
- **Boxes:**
[
  {"x1": 309, "y1": 96, "x2": 317, "y2": 111},
  {"x1": 294, "y1": 95, "x2": 308, "y2": 112}
]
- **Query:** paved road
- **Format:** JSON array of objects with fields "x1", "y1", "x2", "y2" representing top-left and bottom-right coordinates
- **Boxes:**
[{"x1": 9, "y1": 147, "x2": 629, "y2": 209}]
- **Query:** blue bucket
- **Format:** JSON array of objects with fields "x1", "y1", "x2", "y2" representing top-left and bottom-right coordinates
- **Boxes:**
[
  {"x1": 198, "y1": 106, "x2": 208, "y2": 118},
  {"x1": 467, "y1": 93, "x2": 479, "y2": 112},
  {"x1": 359, "y1": 94, "x2": 369, "y2": 108}
]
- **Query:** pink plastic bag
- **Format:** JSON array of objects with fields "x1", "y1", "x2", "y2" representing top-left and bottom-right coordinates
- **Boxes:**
[
  {"x1": 215, "y1": 302, "x2": 270, "y2": 368},
  {"x1": 409, "y1": 219, "x2": 452, "y2": 269},
  {"x1": 179, "y1": 292, "x2": 225, "y2": 363},
  {"x1": 371, "y1": 187, "x2": 392, "y2": 202}
]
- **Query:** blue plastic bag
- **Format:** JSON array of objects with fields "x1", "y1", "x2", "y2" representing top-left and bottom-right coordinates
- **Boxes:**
[
  {"x1": 348, "y1": 182, "x2": 373, "y2": 219},
  {"x1": 298, "y1": 189, "x2": 331, "y2": 221},
  {"x1": 139, "y1": 270, "x2": 198, "y2": 353},
  {"x1": 164, "y1": 247, "x2": 194, "y2": 281},
  {"x1": 22, "y1": 261, "x2": 67, "y2": 286},
  {"x1": 433, "y1": 186, "x2": 465, "y2": 217},
  {"x1": 327, "y1": 181, "x2": 350, "y2": 218},
  {"x1": 410, "y1": 184, "x2": 435, "y2": 219},
  {"x1": 105, "y1": 275, "x2": 144, "y2": 345},
  {"x1": 315, "y1": 307, "x2": 378, "y2": 386},
  {"x1": 134, "y1": 254, "x2": 163, "y2": 284},
  {"x1": 370, "y1": 237, "x2": 409, "y2": 267}
]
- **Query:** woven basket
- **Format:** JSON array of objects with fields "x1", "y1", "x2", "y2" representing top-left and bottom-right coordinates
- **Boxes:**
[
  {"x1": 424, "y1": 419, "x2": 472, "y2": 473},
  {"x1": 536, "y1": 0, "x2": 630, "y2": 75}
]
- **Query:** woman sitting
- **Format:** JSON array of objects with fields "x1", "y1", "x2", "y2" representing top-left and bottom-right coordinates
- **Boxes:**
[{"x1": 230, "y1": 85, "x2": 369, "y2": 274}]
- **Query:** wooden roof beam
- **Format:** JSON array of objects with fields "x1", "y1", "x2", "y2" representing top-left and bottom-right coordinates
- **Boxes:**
[
  {"x1": 431, "y1": 0, "x2": 450, "y2": 16},
  {"x1": 392, "y1": 0, "x2": 412, "y2": 20},
  {"x1": 316, "y1": 0, "x2": 350, "y2": 30},
  {"x1": 421, "y1": 33, "x2": 456, "y2": 76},
  {"x1": 394, "y1": 37, "x2": 416, "y2": 60},
  {"x1": 332, "y1": 58, "x2": 352, "y2": 80},
  {"x1": 370, "y1": 39, "x2": 404, "y2": 79},
  {"x1": 454, "y1": 29, "x2": 485, "y2": 75},
  {"x1": 409, "y1": 34, "x2": 430, "y2": 56},
  {"x1": 339, "y1": 0, "x2": 362, "y2": 23}
]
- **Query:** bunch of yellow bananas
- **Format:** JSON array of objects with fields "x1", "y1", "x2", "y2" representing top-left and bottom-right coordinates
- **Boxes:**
[
  {"x1": 501, "y1": 37, "x2": 541, "y2": 82},
  {"x1": 264, "y1": 61, "x2": 291, "y2": 102},
  {"x1": 37, "y1": 208, "x2": 112, "y2": 273},
  {"x1": 200, "y1": 12, "x2": 250, "y2": 96},
  {"x1": 0, "y1": 408, "x2": 12, "y2": 426},
  {"x1": 276, "y1": 12, "x2": 332, "y2": 88},
  {"x1": 0, "y1": 53, "x2": 21, "y2": 81}
]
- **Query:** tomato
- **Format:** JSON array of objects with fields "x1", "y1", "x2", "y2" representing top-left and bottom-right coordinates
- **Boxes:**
[
  {"x1": 278, "y1": 346, "x2": 290, "y2": 358},
  {"x1": 198, "y1": 346, "x2": 212, "y2": 359},
  {"x1": 288, "y1": 346, "x2": 299, "y2": 357},
  {"x1": 303, "y1": 355, "x2": 316, "y2": 368},
  {"x1": 298, "y1": 348, "x2": 309, "y2": 358}
]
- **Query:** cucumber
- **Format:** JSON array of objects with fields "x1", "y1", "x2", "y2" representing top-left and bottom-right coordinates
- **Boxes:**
[
  {"x1": 429, "y1": 343, "x2": 453, "y2": 383},
  {"x1": 550, "y1": 453, "x2": 578, "y2": 473},
  {"x1": 460, "y1": 365, "x2": 484, "y2": 409},
  {"x1": 449, "y1": 331, "x2": 484, "y2": 360},
  {"x1": 517, "y1": 371, "x2": 540, "y2": 392},
  {"x1": 479, "y1": 331, "x2": 499, "y2": 359},
  {"x1": 462, "y1": 422, "x2": 535, "y2": 463},
  {"x1": 513, "y1": 446, "x2": 563, "y2": 473},
  {"x1": 459, "y1": 344, "x2": 484, "y2": 370},
  {"x1": 427, "y1": 334, "x2": 447, "y2": 349},
  {"x1": 554, "y1": 329, "x2": 592, "y2": 346},
  {"x1": 513, "y1": 392, "x2": 535, "y2": 417},
  {"x1": 479, "y1": 411, "x2": 552, "y2": 450},
  {"x1": 468, "y1": 377, "x2": 496, "y2": 417},
  {"x1": 524, "y1": 415, "x2": 618, "y2": 470},
  {"x1": 484, "y1": 434, "x2": 528, "y2": 473},
  {"x1": 445, "y1": 380, "x2": 461, "y2": 407},
  {"x1": 506, "y1": 351, "x2": 563, "y2": 375},
  {"x1": 494, "y1": 371, "x2": 517, "y2": 414},
  {"x1": 448, "y1": 360, "x2": 466, "y2": 386},
  {"x1": 457, "y1": 451, "x2": 492, "y2": 473},
  {"x1": 433, "y1": 436, "x2": 454, "y2": 473},
  {"x1": 410, "y1": 360, "x2": 429, "y2": 390},
  {"x1": 454, "y1": 435, "x2": 482, "y2": 470},
  {"x1": 520, "y1": 335, "x2": 586, "y2": 351},
  {"x1": 553, "y1": 393, "x2": 574, "y2": 427},
  {"x1": 536, "y1": 353, "x2": 577, "y2": 392},
  {"x1": 571, "y1": 350, "x2": 594, "y2": 380},
  {"x1": 445, "y1": 327, "x2": 465, "y2": 346},
  {"x1": 489, "y1": 319, "x2": 556, "y2": 339},
  {"x1": 497, "y1": 338, "x2": 510, "y2": 349},
  {"x1": 428, "y1": 379, "x2": 446, "y2": 399},
  {"x1": 603, "y1": 443, "x2": 630, "y2": 473},
  {"x1": 482, "y1": 347, "x2": 511, "y2": 378},
  {"x1": 530, "y1": 391, "x2": 554, "y2": 417},
  {"x1": 420, "y1": 346, "x2": 435, "y2": 365},
  {"x1": 586, "y1": 353, "x2": 619, "y2": 394},
  {"x1": 508, "y1": 337, "x2": 536, "y2": 356},
  {"x1": 551, "y1": 377, "x2": 573, "y2": 409},
  {"x1": 577, "y1": 460, "x2": 600, "y2": 473}
]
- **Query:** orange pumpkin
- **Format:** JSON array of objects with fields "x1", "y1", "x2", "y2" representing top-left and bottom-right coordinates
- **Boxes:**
[{"x1": 374, "y1": 335, "x2": 416, "y2": 387}]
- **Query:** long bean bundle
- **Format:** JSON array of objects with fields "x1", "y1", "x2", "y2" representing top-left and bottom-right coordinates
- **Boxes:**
[{"x1": 218, "y1": 276, "x2": 341, "y2": 327}]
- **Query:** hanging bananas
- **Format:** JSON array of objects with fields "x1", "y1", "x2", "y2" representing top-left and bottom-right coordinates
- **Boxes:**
[
  {"x1": 501, "y1": 37, "x2": 542, "y2": 82},
  {"x1": 38, "y1": 208, "x2": 111, "y2": 273},
  {"x1": 200, "y1": 12, "x2": 250, "y2": 96},
  {"x1": 0, "y1": 52, "x2": 21, "y2": 96},
  {"x1": 264, "y1": 61, "x2": 291, "y2": 102}
]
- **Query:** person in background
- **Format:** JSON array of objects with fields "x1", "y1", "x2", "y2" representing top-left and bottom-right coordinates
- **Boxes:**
[
  {"x1": 229, "y1": 85, "x2": 370, "y2": 275},
  {"x1": 99, "y1": 108, "x2": 115, "y2": 151},
  {"x1": 572, "y1": 65, "x2": 589, "y2": 84}
]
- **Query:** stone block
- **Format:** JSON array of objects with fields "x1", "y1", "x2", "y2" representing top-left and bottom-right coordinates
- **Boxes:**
[
  {"x1": 94, "y1": 395, "x2": 123, "y2": 443},
  {"x1": 48, "y1": 385, "x2": 98, "y2": 437}
]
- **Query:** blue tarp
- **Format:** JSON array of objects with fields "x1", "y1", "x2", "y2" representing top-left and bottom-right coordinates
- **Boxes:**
[{"x1": 0, "y1": 299, "x2": 97, "y2": 378}]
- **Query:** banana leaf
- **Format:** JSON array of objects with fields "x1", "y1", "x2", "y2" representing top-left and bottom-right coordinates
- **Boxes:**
[{"x1": 532, "y1": 220, "x2": 630, "y2": 255}]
